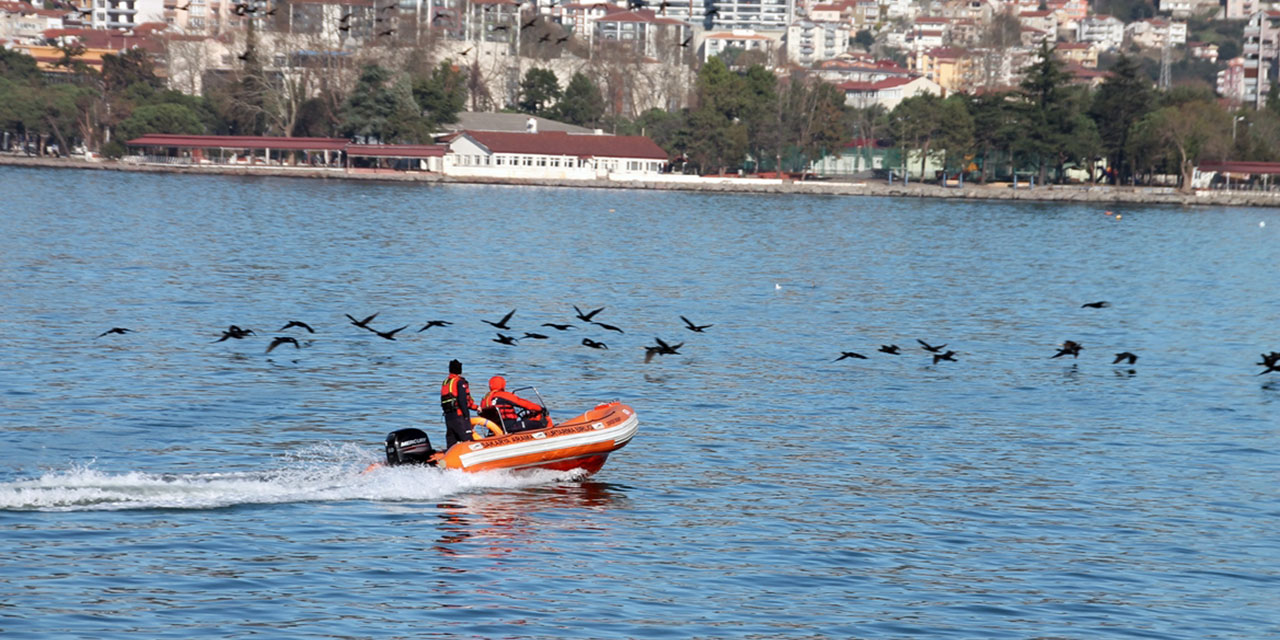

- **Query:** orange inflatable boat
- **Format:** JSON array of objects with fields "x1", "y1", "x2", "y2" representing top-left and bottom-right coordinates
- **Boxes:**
[{"x1": 383, "y1": 402, "x2": 639, "y2": 476}]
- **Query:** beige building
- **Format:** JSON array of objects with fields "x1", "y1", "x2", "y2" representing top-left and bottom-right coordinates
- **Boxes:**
[
  {"x1": 1053, "y1": 41, "x2": 1097, "y2": 68},
  {"x1": 913, "y1": 46, "x2": 970, "y2": 94}
]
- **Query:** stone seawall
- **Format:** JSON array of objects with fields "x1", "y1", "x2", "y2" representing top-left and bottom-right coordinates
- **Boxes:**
[{"x1": 5, "y1": 154, "x2": 1280, "y2": 209}]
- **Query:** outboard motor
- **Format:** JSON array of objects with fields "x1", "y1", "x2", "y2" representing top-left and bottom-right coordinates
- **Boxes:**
[{"x1": 384, "y1": 428, "x2": 436, "y2": 466}]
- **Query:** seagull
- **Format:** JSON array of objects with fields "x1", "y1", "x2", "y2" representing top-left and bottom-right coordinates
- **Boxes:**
[
  {"x1": 483, "y1": 309, "x2": 516, "y2": 330},
  {"x1": 1113, "y1": 351, "x2": 1138, "y2": 365},
  {"x1": 97, "y1": 327, "x2": 132, "y2": 338},
  {"x1": 216, "y1": 325, "x2": 255, "y2": 342},
  {"x1": 878, "y1": 344, "x2": 900, "y2": 355},
  {"x1": 266, "y1": 336, "x2": 300, "y2": 353},
  {"x1": 574, "y1": 305, "x2": 604, "y2": 322},
  {"x1": 346, "y1": 312, "x2": 379, "y2": 329},
  {"x1": 917, "y1": 339, "x2": 945, "y2": 353},
  {"x1": 1081, "y1": 301, "x2": 1110, "y2": 309},
  {"x1": 1051, "y1": 340, "x2": 1083, "y2": 359},
  {"x1": 372, "y1": 325, "x2": 408, "y2": 340},
  {"x1": 582, "y1": 338, "x2": 608, "y2": 350},
  {"x1": 681, "y1": 315, "x2": 712, "y2": 332},
  {"x1": 593, "y1": 321, "x2": 625, "y2": 334},
  {"x1": 493, "y1": 333, "x2": 518, "y2": 346},
  {"x1": 834, "y1": 351, "x2": 867, "y2": 361},
  {"x1": 522, "y1": 332, "x2": 549, "y2": 340},
  {"x1": 932, "y1": 350, "x2": 957, "y2": 364},
  {"x1": 417, "y1": 320, "x2": 452, "y2": 332},
  {"x1": 279, "y1": 320, "x2": 314, "y2": 333},
  {"x1": 541, "y1": 323, "x2": 575, "y2": 331}
]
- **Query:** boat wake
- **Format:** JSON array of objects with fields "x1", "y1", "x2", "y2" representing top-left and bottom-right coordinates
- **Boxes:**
[{"x1": 0, "y1": 442, "x2": 581, "y2": 512}]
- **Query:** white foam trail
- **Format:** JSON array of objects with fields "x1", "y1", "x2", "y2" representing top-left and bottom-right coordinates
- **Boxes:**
[{"x1": 0, "y1": 443, "x2": 578, "y2": 512}]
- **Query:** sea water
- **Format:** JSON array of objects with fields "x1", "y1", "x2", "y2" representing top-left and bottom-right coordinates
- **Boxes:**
[{"x1": 1, "y1": 167, "x2": 1277, "y2": 638}]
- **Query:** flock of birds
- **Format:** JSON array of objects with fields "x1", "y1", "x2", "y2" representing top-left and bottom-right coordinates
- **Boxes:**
[
  {"x1": 94, "y1": 305, "x2": 714, "y2": 365},
  {"x1": 92, "y1": 298, "x2": 1280, "y2": 377}
]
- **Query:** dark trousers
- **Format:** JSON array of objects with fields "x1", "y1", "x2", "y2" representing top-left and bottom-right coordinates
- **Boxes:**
[{"x1": 444, "y1": 413, "x2": 472, "y2": 448}]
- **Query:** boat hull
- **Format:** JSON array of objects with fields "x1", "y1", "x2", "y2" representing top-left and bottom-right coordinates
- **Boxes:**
[{"x1": 440, "y1": 402, "x2": 638, "y2": 475}]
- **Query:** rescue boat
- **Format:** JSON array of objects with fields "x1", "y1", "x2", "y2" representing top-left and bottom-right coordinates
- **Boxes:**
[{"x1": 383, "y1": 402, "x2": 638, "y2": 476}]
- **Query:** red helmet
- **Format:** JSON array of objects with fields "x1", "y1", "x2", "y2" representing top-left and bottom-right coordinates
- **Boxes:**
[{"x1": 488, "y1": 375, "x2": 506, "y2": 391}]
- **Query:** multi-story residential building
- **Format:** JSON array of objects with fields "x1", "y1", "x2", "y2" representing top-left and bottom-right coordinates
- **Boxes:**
[
  {"x1": 1225, "y1": 0, "x2": 1266, "y2": 20},
  {"x1": 1157, "y1": 0, "x2": 1195, "y2": 18},
  {"x1": 89, "y1": 0, "x2": 165, "y2": 31},
  {"x1": 558, "y1": 1, "x2": 613, "y2": 37},
  {"x1": 1218, "y1": 55, "x2": 1246, "y2": 104},
  {"x1": 0, "y1": 1, "x2": 64, "y2": 44},
  {"x1": 1076, "y1": 13, "x2": 1123, "y2": 50},
  {"x1": 837, "y1": 74, "x2": 941, "y2": 110},
  {"x1": 702, "y1": 28, "x2": 780, "y2": 62},
  {"x1": 1054, "y1": 40, "x2": 1098, "y2": 67},
  {"x1": 1242, "y1": 9, "x2": 1280, "y2": 108},
  {"x1": 1045, "y1": 0, "x2": 1088, "y2": 22},
  {"x1": 909, "y1": 15, "x2": 949, "y2": 51},
  {"x1": 1125, "y1": 17, "x2": 1187, "y2": 49},
  {"x1": 595, "y1": 8, "x2": 690, "y2": 58},
  {"x1": 913, "y1": 46, "x2": 969, "y2": 94},
  {"x1": 656, "y1": 0, "x2": 794, "y2": 32},
  {"x1": 786, "y1": 18, "x2": 849, "y2": 65},
  {"x1": 813, "y1": 54, "x2": 914, "y2": 83},
  {"x1": 1188, "y1": 40, "x2": 1219, "y2": 61},
  {"x1": 1018, "y1": 9, "x2": 1057, "y2": 36}
]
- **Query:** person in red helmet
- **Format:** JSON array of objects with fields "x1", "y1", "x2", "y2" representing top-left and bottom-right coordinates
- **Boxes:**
[{"x1": 480, "y1": 376, "x2": 551, "y2": 433}]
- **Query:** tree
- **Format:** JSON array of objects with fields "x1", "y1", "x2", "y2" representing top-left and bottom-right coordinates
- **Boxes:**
[
  {"x1": 1130, "y1": 99, "x2": 1230, "y2": 190},
  {"x1": 553, "y1": 72, "x2": 605, "y2": 127},
  {"x1": 854, "y1": 29, "x2": 875, "y2": 51},
  {"x1": 887, "y1": 92, "x2": 943, "y2": 178},
  {"x1": 116, "y1": 103, "x2": 206, "y2": 143},
  {"x1": 1019, "y1": 40, "x2": 1081, "y2": 183},
  {"x1": 412, "y1": 61, "x2": 468, "y2": 130},
  {"x1": 1090, "y1": 54, "x2": 1154, "y2": 184},
  {"x1": 339, "y1": 64, "x2": 428, "y2": 143},
  {"x1": 517, "y1": 67, "x2": 561, "y2": 115},
  {"x1": 685, "y1": 57, "x2": 749, "y2": 173},
  {"x1": 968, "y1": 92, "x2": 1023, "y2": 182}
]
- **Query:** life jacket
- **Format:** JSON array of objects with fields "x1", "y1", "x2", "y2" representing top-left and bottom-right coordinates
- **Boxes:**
[
  {"x1": 441, "y1": 374, "x2": 467, "y2": 416},
  {"x1": 481, "y1": 390, "x2": 522, "y2": 425}
]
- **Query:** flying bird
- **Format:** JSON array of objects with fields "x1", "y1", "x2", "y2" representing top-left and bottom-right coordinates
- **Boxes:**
[
  {"x1": 493, "y1": 333, "x2": 519, "y2": 345},
  {"x1": 541, "y1": 323, "x2": 575, "y2": 331},
  {"x1": 582, "y1": 338, "x2": 608, "y2": 350},
  {"x1": 574, "y1": 305, "x2": 604, "y2": 322},
  {"x1": 372, "y1": 325, "x2": 408, "y2": 341},
  {"x1": 556, "y1": 34, "x2": 570, "y2": 43},
  {"x1": 1051, "y1": 340, "x2": 1083, "y2": 359},
  {"x1": 834, "y1": 351, "x2": 868, "y2": 361},
  {"x1": 418, "y1": 320, "x2": 452, "y2": 332},
  {"x1": 237, "y1": 49, "x2": 252, "y2": 61},
  {"x1": 177, "y1": 2, "x2": 190, "y2": 10},
  {"x1": 97, "y1": 327, "x2": 132, "y2": 338},
  {"x1": 932, "y1": 350, "x2": 957, "y2": 364},
  {"x1": 266, "y1": 336, "x2": 300, "y2": 353},
  {"x1": 680, "y1": 315, "x2": 712, "y2": 332},
  {"x1": 483, "y1": 309, "x2": 516, "y2": 330},
  {"x1": 279, "y1": 320, "x2": 314, "y2": 333},
  {"x1": 917, "y1": 339, "x2": 945, "y2": 353},
  {"x1": 1081, "y1": 301, "x2": 1110, "y2": 309},
  {"x1": 878, "y1": 344, "x2": 900, "y2": 355},
  {"x1": 377, "y1": 28, "x2": 395, "y2": 36},
  {"x1": 593, "y1": 321, "x2": 625, "y2": 334},
  {"x1": 346, "y1": 312, "x2": 379, "y2": 329},
  {"x1": 216, "y1": 325, "x2": 255, "y2": 342},
  {"x1": 642, "y1": 337, "x2": 682, "y2": 363},
  {"x1": 520, "y1": 17, "x2": 537, "y2": 30},
  {"x1": 679, "y1": 35, "x2": 692, "y2": 48},
  {"x1": 522, "y1": 332, "x2": 549, "y2": 340},
  {"x1": 492, "y1": 24, "x2": 509, "y2": 31},
  {"x1": 459, "y1": 46, "x2": 473, "y2": 56},
  {"x1": 1113, "y1": 351, "x2": 1138, "y2": 365}
]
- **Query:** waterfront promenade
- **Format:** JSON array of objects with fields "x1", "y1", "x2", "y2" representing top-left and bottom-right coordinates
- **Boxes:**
[{"x1": 5, "y1": 153, "x2": 1279, "y2": 209}]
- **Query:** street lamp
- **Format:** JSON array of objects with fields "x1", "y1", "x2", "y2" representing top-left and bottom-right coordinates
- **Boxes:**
[{"x1": 1233, "y1": 115, "x2": 1247, "y2": 142}]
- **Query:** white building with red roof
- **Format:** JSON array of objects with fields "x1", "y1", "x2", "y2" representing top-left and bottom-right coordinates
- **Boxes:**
[
  {"x1": 1076, "y1": 14, "x2": 1124, "y2": 50},
  {"x1": 443, "y1": 126, "x2": 669, "y2": 179},
  {"x1": 594, "y1": 8, "x2": 690, "y2": 59},
  {"x1": 0, "y1": 1, "x2": 64, "y2": 45},
  {"x1": 836, "y1": 75, "x2": 940, "y2": 110},
  {"x1": 702, "y1": 29, "x2": 779, "y2": 63},
  {"x1": 1125, "y1": 17, "x2": 1187, "y2": 49}
]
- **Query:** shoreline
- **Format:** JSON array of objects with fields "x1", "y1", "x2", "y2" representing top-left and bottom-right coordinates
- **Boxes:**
[{"x1": 5, "y1": 153, "x2": 1280, "y2": 209}]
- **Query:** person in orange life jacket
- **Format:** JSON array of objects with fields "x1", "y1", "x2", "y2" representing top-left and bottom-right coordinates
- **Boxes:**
[
  {"x1": 480, "y1": 376, "x2": 551, "y2": 433},
  {"x1": 440, "y1": 359, "x2": 478, "y2": 447}
]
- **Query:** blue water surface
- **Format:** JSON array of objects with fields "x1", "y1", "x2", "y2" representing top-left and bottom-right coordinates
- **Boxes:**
[{"x1": 1, "y1": 166, "x2": 1278, "y2": 638}]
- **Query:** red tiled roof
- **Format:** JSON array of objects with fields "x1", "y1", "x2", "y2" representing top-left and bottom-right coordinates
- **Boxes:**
[
  {"x1": 459, "y1": 130, "x2": 667, "y2": 160},
  {"x1": 837, "y1": 76, "x2": 917, "y2": 91},
  {"x1": 925, "y1": 46, "x2": 968, "y2": 58},
  {"x1": 596, "y1": 8, "x2": 687, "y2": 25},
  {"x1": 346, "y1": 144, "x2": 445, "y2": 158},
  {"x1": 127, "y1": 134, "x2": 350, "y2": 151},
  {"x1": 1198, "y1": 161, "x2": 1280, "y2": 175}
]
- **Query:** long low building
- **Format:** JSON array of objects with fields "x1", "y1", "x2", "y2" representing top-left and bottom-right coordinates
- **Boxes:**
[{"x1": 126, "y1": 129, "x2": 670, "y2": 179}]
